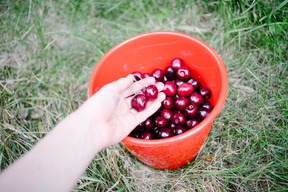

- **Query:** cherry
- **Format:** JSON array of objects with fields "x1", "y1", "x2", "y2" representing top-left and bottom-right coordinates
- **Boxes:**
[
  {"x1": 170, "y1": 58, "x2": 183, "y2": 70},
  {"x1": 201, "y1": 101, "x2": 214, "y2": 112},
  {"x1": 167, "y1": 122, "x2": 176, "y2": 129},
  {"x1": 188, "y1": 78, "x2": 200, "y2": 90},
  {"x1": 132, "y1": 71, "x2": 144, "y2": 81},
  {"x1": 154, "y1": 116, "x2": 167, "y2": 127},
  {"x1": 162, "y1": 97, "x2": 174, "y2": 109},
  {"x1": 134, "y1": 122, "x2": 145, "y2": 132},
  {"x1": 173, "y1": 125, "x2": 186, "y2": 135},
  {"x1": 160, "y1": 109, "x2": 173, "y2": 121},
  {"x1": 184, "y1": 103, "x2": 198, "y2": 118},
  {"x1": 176, "y1": 66, "x2": 191, "y2": 80},
  {"x1": 175, "y1": 79, "x2": 184, "y2": 87},
  {"x1": 144, "y1": 85, "x2": 158, "y2": 101},
  {"x1": 186, "y1": 119, "x2": 199, "y2": 129},
  {"x1": 143, "y1": 73, "x2": 150, "y2": 78},
  {"x1": 144, "y1": 118, "x2": 154, "y2": 130},
  {"x1": 177, "y1": 82, "x2": 194, "y2": 97},
  {"x1": 172, "y1": 112, "x2": 186, "y2": 125},
  {"x1": 165, "y1": 66, "x2": 176, "y2": 80},
  {"x1": 131, "y1": 94, "x2": 147, "y2": 112},
  {"x1": 174, "y1": 97, "x2": 189, "y2": 111},
  {"x1": 199, "y1": 87, "x2": 211, "y2": 100},
  {"x1": 129, "y1": 131, "x2": 141, "y2": 138},
  {"x1": 151, "y1": 69, "x2": 164, "y2": 82},
  {"x1": 141, "y1": 131, "x2": 153, "y2": 140},
  {"x1": 189, "y1": 92, "x2": 204, "y2": 105},
  {"x1": 157, "y1": 127, "x2": 173, "y2": 139},
  {"x1": 163, "y1": 81, "x2": 177, "y2": 96},
  {"x1": 197, "y1": 107, "x2": 211, "y2": 122}
]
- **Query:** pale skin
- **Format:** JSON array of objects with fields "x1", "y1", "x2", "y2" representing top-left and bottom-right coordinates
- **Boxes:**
[{"x1": 0, "y1": 75, "x2": 165, "y2": 192}]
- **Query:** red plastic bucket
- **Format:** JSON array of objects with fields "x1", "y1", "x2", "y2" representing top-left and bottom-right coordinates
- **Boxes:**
[{"x1": 87, "y1": 31, "x2": 228, "y2": 170}]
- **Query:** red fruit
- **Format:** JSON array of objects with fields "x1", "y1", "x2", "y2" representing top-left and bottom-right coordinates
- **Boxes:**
[
  {"x1": 177, "y1": 82, "x2": 194, "y2": 97},
  {"x1": 144, "y1": 85, "x2": 158, "y2": 101},
  {"x1": 175, "y1": 79, "x2": 184, "y2": 87},
  {"x1": 186, "y1": 119, "x2": 199, "y2": 129},
  {"x1": 143, "y1": 73, "x2": 150, "y2": 78},
  {"x1": 134, "y1": 122, "x2": 145, "y2": 132},
  {"x1": 157, "y1": 127, "x2": 173, "y2": 139},
  {"x1": 197, "y1": 107, "x2": 211, "y2": 122},
  {"x1": 154, "y1": 116, "x2": 168, "y2": 127},
  {"x1": 176, "y1": 66, "x2": 191, "y2": 80},
  {"x1": 144, "y1": 118, "x2": 154, "y2": 130},
  {"x1": 174, "y1": 97, "x2": 189, "y2": 111},
  {"x1": 184, "y1": 103, "x2": 198, "y2": 118},
  {"x1": 165, "y1": 66, "x2": 176, "y2": 80},
  {"x1": 173, "y1": 125, "x2": 186, "y2": 135},
  {"x1": 172, "y1": 112, "x2": 186, "y2": 125},
  {"x1": 132, "y1": 71, "x2": 144, "y2": 81},
  {"x1": 131, "y1": 94, "x2": 147, "y2": 112},
  {"x1": 170, "y1": 58, "x2": 183, "y2": 70},
  {"x1": 201, "y1": 101, "x2": 214, "y2": 112},
  {"x1": 160, "y1": 109, "x2": 173, "y2": 121},
  {"x1": 141, "y1": 131, "x2": 153, "y2": 140},
  {"x1": 162, "y1": 97, "x2": 174, "y2": 109},
  {"x1": 167, "y1": 122, "x2": 176, "y2": 129},
  {"x1": 189, "y1": 92, "x2": 204, "y2": 105},
  {"x1": 187, "y1": 78, "x2": 200, "y2": 90},
  {"x1": 199, "y1": 87, "x2": 212, "y2": 100},
  {"x1": 151, "y1": 69, "x2": 164, "y2": 82},
  {"x1": 163, "y1": 81, "x2": 177, "y2": 96}
]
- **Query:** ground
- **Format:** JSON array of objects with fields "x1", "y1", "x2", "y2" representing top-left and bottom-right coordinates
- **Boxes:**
[{"x1": 0, "y1": 0, "x2": 287, "y2": 191}]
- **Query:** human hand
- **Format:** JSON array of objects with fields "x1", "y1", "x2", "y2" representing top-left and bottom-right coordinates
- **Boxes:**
[{"x1": 77, "y1": 74, "x2": 165, "y2": 149}]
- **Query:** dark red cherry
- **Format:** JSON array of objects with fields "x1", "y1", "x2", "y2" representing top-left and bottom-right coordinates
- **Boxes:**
[
  {"x1": 199, "y1": 87, "x2": 211, "y2": 100},
  {"x1": 177, "y1": 82, "x2": 194, "y2": 97},
  {"x1": 197, "y1": 107, "x2": 211, "y2": 122},
  {"x1": 160, "y1": 109, "x2": 173, "y2": 121},
  {"x1": 186, "y1": 119, "x2": 199, "y2": 129},
  {"x1": 173, "y1": 125, "x2": 186, "y2": 135},
  {"x1": 144, "y1": 118, "x2": 154, "y2": 130},
  {"x1": 141, "y1": 131, "x2": 153, "y2": 140},
  {"x1": 184, "y1": 103, "x2": 198, "y2": 118},
  {"x1": 143, "y1": 73, "x2": 150, "y2": 78},
  {"x1": 175, "y1": 79, "x2": 184, "y2": 87},
  {"x1": 176, "y1": 66, "x2": 191, "y2": 80},
  {"x1": 154, "y1": 116, "x2": 167, "y2": 127},
  {"x1": 187, "y1": 78, "x2": 200, "y2": 90},
  {"x1": 170, "y1": 58, "x2": 183, "y2": 70},
  {"x1": 131, "y1": 94, "x2": 147, "y2": 112},
  {"x1": 129, "y1": 131, "x2": 141, "y2": 138},
  {"x1": 162, "y1": 97, "x2": 173, "y2": 109},
  {"x1": 172, "y1": 112, "x2": 186, "y2": 125},
  {"x1": 132, "y1": 71, "x2": 144, "y2": 81},
  {"x1": 134, "y1": 122, "x2": 145, "y2": 132},
  {"x1": 144, "y1": 85, "x2": 158, "y2": 101},
  {"x1": 174, "y1": 97, "x2": 189, "y2": 111},
  {"x1": 163, "y1": 81, "x2": 177, "y2": 96},
  {"x1": 165, "y1": 66, "x2": 176, "y2": 80},
  {"x1": 151, "y1": 69, "x2": 164, "y2": 82},
  {"x1": 167, "y1": 122, "x2": 176, "y2": 129},
  {"x1": 189, "y1": 92, "x2": 204, "y2": 105},
  {"x1": 201, "y1": 101, "x2": 214, "y2": 112},
  {"x1": 157, "y1": 127, "x2": 173, "y2": 139}
]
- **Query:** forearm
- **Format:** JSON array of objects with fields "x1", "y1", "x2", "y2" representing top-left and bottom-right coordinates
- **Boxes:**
[{"x1": 0, "y1": 110, "x2": 102, "y2": 192}]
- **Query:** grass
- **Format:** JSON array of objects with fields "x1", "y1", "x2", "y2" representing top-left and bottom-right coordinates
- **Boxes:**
[{"x1": 1, "y1": 0, "x2": 287, "y2": 191}]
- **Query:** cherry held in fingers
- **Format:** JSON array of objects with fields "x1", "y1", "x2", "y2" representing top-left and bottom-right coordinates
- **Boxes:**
[{"x1": 131, "y1": 94, "x2": 147, "y2": 112}]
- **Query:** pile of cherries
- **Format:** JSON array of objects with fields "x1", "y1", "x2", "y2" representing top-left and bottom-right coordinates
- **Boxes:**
[{"x1": 130, "y1": 58, "x2": 214, "y2": 140}]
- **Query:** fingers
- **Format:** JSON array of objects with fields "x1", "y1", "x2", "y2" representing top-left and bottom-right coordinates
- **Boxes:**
[
  {"x1": 122, "y1": 77, "x2": 156, "y2": 98},
  {"x1": 113, "y1": 74, "x2": 134, "y2": 93}
]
